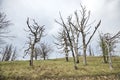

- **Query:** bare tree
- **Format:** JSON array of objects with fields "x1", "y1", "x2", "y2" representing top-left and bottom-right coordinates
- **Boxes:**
[
  {"x1": 39, "y1": 42, "x2": 52, "y2": 60},
  {"x1": 56, "y1": 13, "x2": 78, "y2": 70},
  {"x1": 88, "y1": 45, "x2": 93, "y2": 56},
  {"x1": 99, "y1": 31, "x2": 120, "y2": 70},
  {"x1": 11, "y1": 47, "x2": 17, "y2": 61},
  {"x1": 0, "y1": 12, "x2": 11, "y2": 44},
  {"x1": 68, "y1": 16, "x2": 80, "y2": 63},
  {"x1": 54, "y1": 29, "x2": 70, "y2": 62},
  {"x1": 34, "y1": 47, "x2": 40, "y2": 60},
  {"x1": 99, "y1": 33, "x2": 109, "y2": 63},
  {"x1": 25, "y1": 17, "x2": 45, "y2": 66},
  {"x1": 34, "y1": 43, "x2": 52, "y2": 60},
  {"x1": 68, "y1": 5, "x2": 101, "y2": 65},
  {"x1": 2, "y1": 44, "x2": 12, "y2": 61}
]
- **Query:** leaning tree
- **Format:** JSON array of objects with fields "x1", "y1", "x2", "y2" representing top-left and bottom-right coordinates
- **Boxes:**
[{"x1": 25, "y1": 17, "x2": 45, "y2": 66}]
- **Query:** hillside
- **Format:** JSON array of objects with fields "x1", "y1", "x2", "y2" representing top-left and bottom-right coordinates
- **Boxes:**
[{"x1": 0, "y1": 56, "x2": 120, "y2": 80}]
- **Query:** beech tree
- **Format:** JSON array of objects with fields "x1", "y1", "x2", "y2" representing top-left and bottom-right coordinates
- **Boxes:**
[
  {"x1": 11, "y1": 47, "x2": 17, "y2": 61},
  {"x1": 1, "y1": 44, "x2": 17, "y2": 61},
  {"x1": 68, "y1": 5, "x2": 101, "y2": 65},
  {"x1": 2, "y1": 44, "x2": 12, "y2": 61},
  {"x1": 0, "y1": 12, "x2": 11, "y2": 44},
  {"x1": 99, "y1": 31, "x2": 120, "y2": 70},
  {"x1": 39, "y1": 42, "x2": 52, "y2": 60},
  {"x1": 56, "y1": 13, "x2": 78, "y2": 70},
  {"x1": 34, "y1": 43, "x2": 51, "y2": 60},
  {"x1": 25, "y1": 17, "x2": 45, "y2": 66},
  {"x1": 99, "y1": 33, "x2": 109, "y2": 63},
  {"x1": 54, "y1": 29, "x2": 70, "y2": 62},
  {"x1": 56, "y1": 5, "x2": 101, "y2": 66}
]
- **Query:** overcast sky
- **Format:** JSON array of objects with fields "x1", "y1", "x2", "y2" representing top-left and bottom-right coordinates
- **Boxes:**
[{"x1": 0, "y1": 0, "x2": 120, "y2": 59}]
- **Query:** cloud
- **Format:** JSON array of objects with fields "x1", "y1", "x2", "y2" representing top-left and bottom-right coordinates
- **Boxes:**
[{"x1": 0, "y1": 0, "x2": 120, "y2": 58}]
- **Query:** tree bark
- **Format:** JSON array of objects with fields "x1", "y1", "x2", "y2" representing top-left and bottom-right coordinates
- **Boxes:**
[
  {"x1": 103, "y1": 54, "x2": 107, "y2": 63},
  {"x1": 65, "y1": 53, "x2": 69, "y2": 62},
  {"x1": 83, "y1": 46, "x2": 87, "y2": 65},
  {"x1": 30, "y1": 44, "x2": 34, "y2": 66},
  {"x1": 82, "y1": 31, "x2": 87, "y2": 65}
]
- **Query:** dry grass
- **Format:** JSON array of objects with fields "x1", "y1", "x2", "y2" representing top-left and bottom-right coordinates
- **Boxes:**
[{"x1": 0, "y1": 56, "x2": 120, "y2": 79}]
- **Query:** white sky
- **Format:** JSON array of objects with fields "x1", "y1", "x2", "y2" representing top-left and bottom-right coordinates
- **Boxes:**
[{"x1": 0, "y1": 0, "x2": 120, "y2": 59}]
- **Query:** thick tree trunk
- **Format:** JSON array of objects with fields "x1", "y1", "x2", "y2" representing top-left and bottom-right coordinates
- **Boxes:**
[
  {"x1": 43, "y1": 56, "x2": 46, "y2": 60},
  {"x1": 103, "y1": 54, "x2": 107, "y2": 63}
]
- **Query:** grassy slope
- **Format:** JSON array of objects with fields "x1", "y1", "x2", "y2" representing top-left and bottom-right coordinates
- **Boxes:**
[{"x1": 0, "y1": 56, "x2": 120, "y2": 79}]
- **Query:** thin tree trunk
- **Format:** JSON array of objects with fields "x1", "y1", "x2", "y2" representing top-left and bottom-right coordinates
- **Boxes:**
[
  {"x1": 74, "y1": 43, "x2": 79, "y2": 63},
  {"x1": 30, "y1": 53, "x2": 33, "y2": 66},
  {"x1": 108, "y1": 49, "x2": 113, "y2": 70},
  {"x1": 65, "y1": 53, "x2": 69, "y2": 62},
  {"x1": 35, "y1": 52, "x2": 37, "y2": 60},
  {"x1": 30, "y1": 44, "x2": 34, "y2": 66},
  {"x1": 82, "y1": 33, "x2": 87, "y2": 65},
  {"x1": 106, "y1": 42, "x2": 113, "y2": 70},
  {"x1": 83, "y1": 46, "x2": 87, "y2": 65}
]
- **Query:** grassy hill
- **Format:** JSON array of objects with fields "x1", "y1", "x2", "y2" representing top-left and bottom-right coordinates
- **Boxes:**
[{"x1": 0, "y1": 56, "x2": 120, "y2": 80}]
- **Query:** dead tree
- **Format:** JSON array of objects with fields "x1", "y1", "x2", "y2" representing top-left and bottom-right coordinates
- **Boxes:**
[
  {"x1": 11, "y1": 47, "x2": 17, "y2": 61},
  {"x1": 0, "y1": 12, "x2": 11, "y2": 44},
  {"x1": 56, "y1": 13, "x2": 78, "y2": 70},
  {"x1": 54, "y1": 29, "x2": 70, "y2": 62},
  {"x1": 2, "y1": 44, "x2": 12, "y2": 61},
  {"x1": 39, "y1": 42, "x2": 52, "y2": 60},
  {"x1": 69, "y1": 5, "x2": 101, "y2": 65},
  {"x1": 88, "y1": 45, "x2": 93, "y2": 56},
  {"x1": 25, "y1": 17, "x2": 45, "y2": 66},
  {"x1": 99, "y1": 33, "x2": 109, "y2": 63},
  {"x1": 68, "y1": 16, "x2": 80, "y2": 63},
  {"x1": 99, "y1": 31, "x2": 120, "y2": 70}
]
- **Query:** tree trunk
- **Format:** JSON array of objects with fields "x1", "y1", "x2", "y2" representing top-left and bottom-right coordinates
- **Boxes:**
[
  {"x1": 83, "y1": 46, "x2": 87, "y2": 65},
  {"x1": 65, "y1": 53, "x2": 69, "y2": 62},
  {"x1": 106, "y1": 42, "x2": 113, "y2": 70},
  {"x1": 30, "y1": 44, "x2": 34, "y2": 66},
  {"x1": 108, "y1": 50, "x2": 113, "y2": 70},
  {"x1": 35, "y1": 52, "x2": 37, "y2": 60},
  {"x1": 103, "y1": 54, "x2": 108, "y2": 63},
  {"x1": 43, "y1": 56, "x2": 46, "y2": 60},
  {"x1": 30, "y1": 53, "x2": 33, "y2": 66},
  {"x1": 82, "y1": 33, "x2": 87, "y2": 65},
  {"x1": 74, "y1": 43, "x2": 79, "y2": 63}
]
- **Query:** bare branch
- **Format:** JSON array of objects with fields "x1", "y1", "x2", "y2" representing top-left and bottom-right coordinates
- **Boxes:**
[{"x1": 86, "y1": 20, "x2": 101, "y2": 46}]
